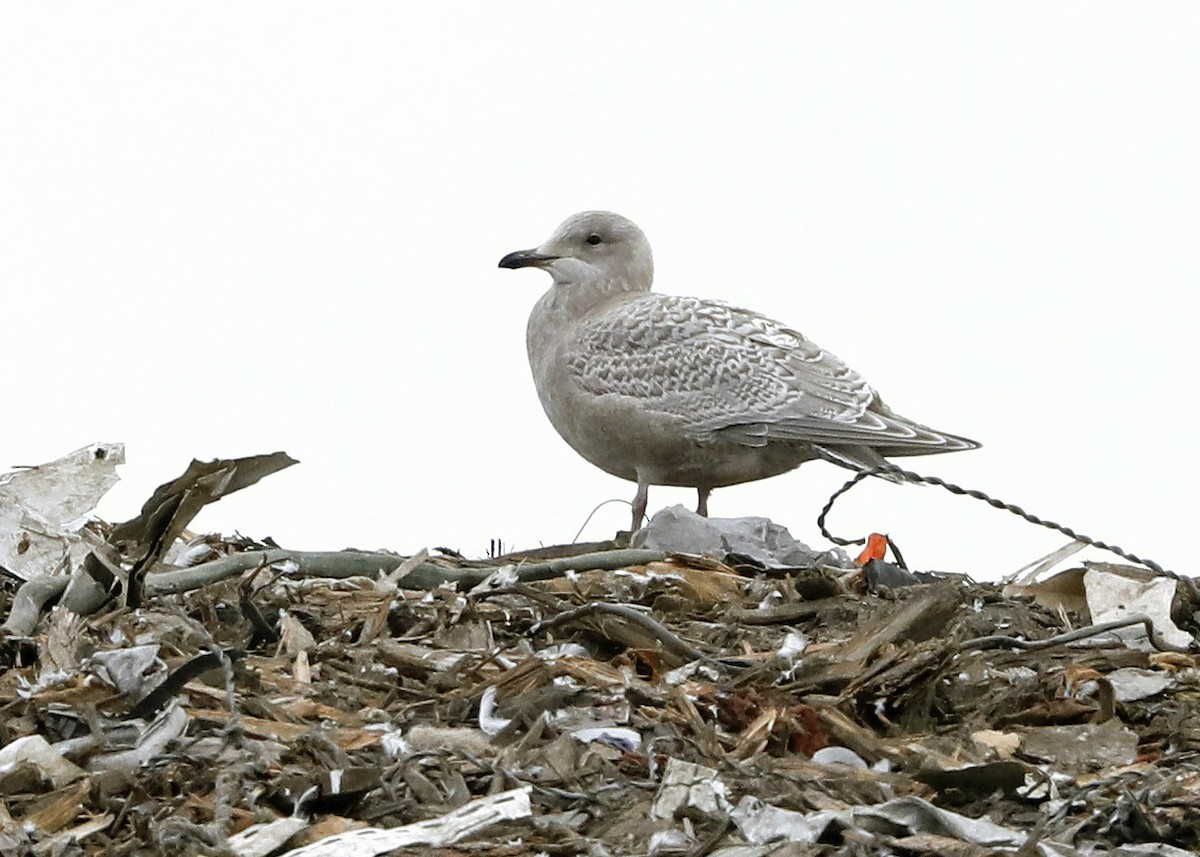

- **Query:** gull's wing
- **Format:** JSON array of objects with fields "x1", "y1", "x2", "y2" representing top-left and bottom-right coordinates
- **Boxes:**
[{"x1": 567, "y1": 294, "x2": 978, "y2": 453}]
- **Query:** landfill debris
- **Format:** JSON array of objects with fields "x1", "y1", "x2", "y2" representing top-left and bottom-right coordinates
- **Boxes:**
[
  {"x1": 0, "y1": 443, "x2": 123, "y2": 582},
  {"x1": 2, "y1": 445, "x2": 1200, "y2": 855},
  {"x1": 1083, "y1": 564, "x2": 1193, "y2": 651},
  {"x1": 631, "y1": 504, "x2": 852, "y2": 570}
]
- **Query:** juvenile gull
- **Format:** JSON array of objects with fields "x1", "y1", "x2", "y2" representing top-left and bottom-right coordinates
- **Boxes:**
[{"x1": 499, "y1": 211, "x2": 979, "y2": 532}]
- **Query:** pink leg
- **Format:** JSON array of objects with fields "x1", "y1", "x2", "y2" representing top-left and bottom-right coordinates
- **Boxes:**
[
  {"x1": 696, "y1": 487, "x2": 711, "y2": 517},
  {"x1": 631, "y1": 480, "x2": 649, "y2": 531}
]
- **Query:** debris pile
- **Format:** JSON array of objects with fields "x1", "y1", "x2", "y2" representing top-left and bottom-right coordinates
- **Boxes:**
[{"x1": 2, "y1": 446, "x2": 1199, "y2": 856}]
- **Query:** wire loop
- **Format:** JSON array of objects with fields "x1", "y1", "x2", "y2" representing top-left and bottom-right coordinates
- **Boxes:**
[{"x1": 817, "y1": 464, "x2": 1194, "y2": 595}]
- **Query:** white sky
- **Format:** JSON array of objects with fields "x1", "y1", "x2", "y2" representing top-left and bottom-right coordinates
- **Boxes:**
[{"x1": 2, "y1": 4, "x2": 1196, "y2": 580}]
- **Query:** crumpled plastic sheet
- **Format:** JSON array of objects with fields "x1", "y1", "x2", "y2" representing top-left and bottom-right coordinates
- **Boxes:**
[
  {"x1": 1083, "y1": 567, "x2": 1193, "y2": 651},
  {"x1": 730, "y1": 793, "x2": 1026, "y2": 848},
  {"x1": 651, "y1": 758, "x2": 732, "y2": 821},
  {"x1": 0, "y1": 734, "x2": 86, "y2": 788},
  {"x1": 1105, "y1": 667, "x2": 1174, "y2": 702},
  {"x1": 631, "y1": 504, "x2": 851, "y2": 568},
  {"x1": 729, "y1": 797, "x2": 841, "y2": 846},
  {"x1": 0, "y1": 442, "x2": 124, "y2": 580},
  {"x1": 654, "y1": 757, "x2": 1028, "y2": 849},
  {"x1": 88, "y1": 644, "x2": 166, "y2": 697},
  {"x1": 247, "y1": 786, "x2": 533, "y2": 857},
  {"x1": 853, "y1": 795, "x2": 1025, "y2": 847},
  {"x1": 645, "y1": 753, "x2": 1032, "y2": 851}
]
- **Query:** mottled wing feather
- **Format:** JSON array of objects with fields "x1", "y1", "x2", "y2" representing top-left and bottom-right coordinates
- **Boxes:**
[{"x1": 567, "y1": 294, "x2": 973, "y2": 452}]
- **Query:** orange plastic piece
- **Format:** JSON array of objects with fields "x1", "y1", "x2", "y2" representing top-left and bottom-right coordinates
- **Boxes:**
[{"x1": 854, "y1": 533, "x2": 889, "y2": 565}]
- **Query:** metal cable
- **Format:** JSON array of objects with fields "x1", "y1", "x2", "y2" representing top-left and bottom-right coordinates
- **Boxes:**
[{"x1": 817, "y1": 464, "x2": 1194, "y2": 594}]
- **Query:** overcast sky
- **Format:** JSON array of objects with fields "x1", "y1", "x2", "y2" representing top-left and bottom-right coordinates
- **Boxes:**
[{"x1": 3, "y1": 4, "x2": 1196, "y2": 580}]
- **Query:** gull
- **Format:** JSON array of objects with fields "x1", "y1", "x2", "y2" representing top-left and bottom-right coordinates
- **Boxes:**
[{"x1": 499, "y1": 211, "x2": 979, "y2": 532}]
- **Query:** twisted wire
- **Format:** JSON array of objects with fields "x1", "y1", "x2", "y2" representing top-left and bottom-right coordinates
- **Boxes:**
[{"x1": 817, "y1": 464, "x2": 1193, "y2": 594}]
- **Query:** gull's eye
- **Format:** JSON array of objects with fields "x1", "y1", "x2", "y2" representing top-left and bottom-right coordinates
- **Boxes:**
[{"x1": 586, "y1": 233, "x2": 602, "y2": 246}]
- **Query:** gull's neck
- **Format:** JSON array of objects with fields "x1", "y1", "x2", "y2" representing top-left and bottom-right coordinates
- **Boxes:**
[{"x1": 542, "y1": 276, "x2": 649, "y2": 319}]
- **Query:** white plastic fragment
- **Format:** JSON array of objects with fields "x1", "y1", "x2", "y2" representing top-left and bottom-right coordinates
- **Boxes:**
[
  {"x1": 477, "y1": 685, "x2": 512, "y2": 736},
  {"x1": 88, "y1": 644, "x2": 165, "y2": 696},
  {"x1": 855, "y1": 796, "x2": 1026, "y2": 847},
  {"x1": 276, "y1": 785, "x2": 533, "y2": 857},
  {"x1": 570, "y1": 726, "x2": 641, "y2": 752},
  {"x1": 378, "y1": 727, "x2": 409, "y2": 759},
  {"x1": 227, "y1": 817, "x2": 310, "y2": 857},
  {"x1": 777, "y1": 631, "x2": 808, "y2": 660},
  {"x1": 1004, "y1": 540, "x2": 1089, "y2": 586},
  {"x1": 1106, "y1": 667, "x2": 1174, "y2": 702},
  {"x1": 663, "y1": 659, "x2": 720, "y2": 685},
  {"x1": 1083, "y1": 567, "x2": 1193, "y2": 650},
  {"x1": 631, "y1": 504, "x2": 851, "y2": 568},
  {"x1": 730, "y1": 796, "x2": 840, "y2": 845},
  {"x1": 0, "y1": 442, "x2": 124, "y2": 580},
  {"x1": 551, "y1": 674, "x2": 583, "y2": 691},
  {"x1": 810, "y1": 746, "x2": 867, "y2": 770},
  {"x1": 648, "y1": 827, "x2": 695, "y2": 854},
  {"x1": 729, "y1": 794, "x2": 1029, "y2": 848},
  {"x1": 651, "y1": 758, "x2": 731, "y2": 820},
  {"x1": 756, "y1": 590, "x2": 782, "y2": 610},
  {"x1": 162, "y1": 536, "x2": 218, "y2": 568},
  {"x1": 0, "y1": 443, "x2": 124, "y2": 529},
  {"x1": 468, "y1": 563, "x2": 519, "y2": 593},
  {"x1": 17, "y1": 668, "x2": 72, "y2": 697},
  {"x1": 537, "y1": 642, "x2": 591, "y2": 660},
  {"x1": 0, "y1": 734, "x2": 86, "y2": 787}
]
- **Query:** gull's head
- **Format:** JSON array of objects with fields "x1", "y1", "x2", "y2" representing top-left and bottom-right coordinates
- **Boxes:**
[{"x1": 498, "y1": 211, "x2": 654, "y2": 292}]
